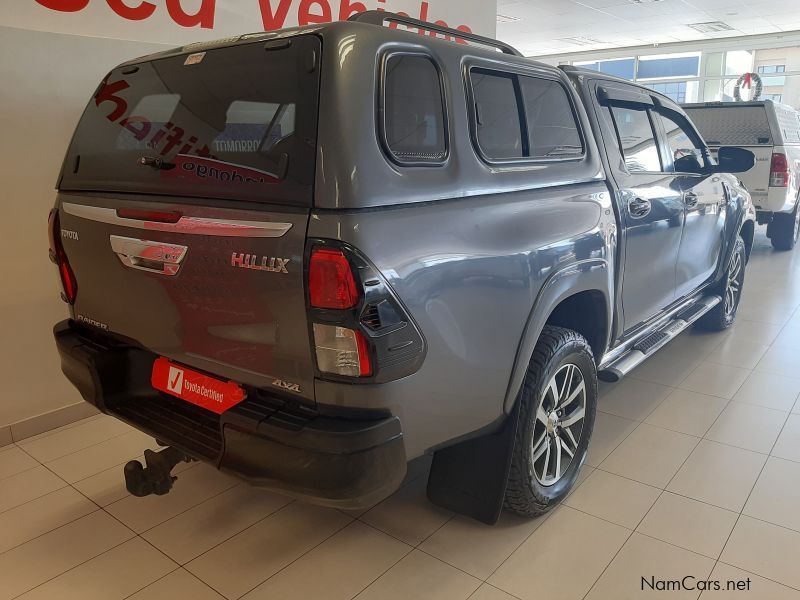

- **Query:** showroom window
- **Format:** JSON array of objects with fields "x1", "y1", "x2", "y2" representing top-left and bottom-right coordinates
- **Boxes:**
[
  {"x1": 645, "y1": 81, "x2": 689, "y2": 104},
  {"x1": 574, "y1": 57, "x2": 635, "y2": 80},
  {"x1": 637, "y1": 53, "x2": 701, "y2": 80},
  {"x1": 382, "y1": 54, "x2": 448, "y2": 164},
  {"x1": 609, "y1": 105, "x2": 663, "y2": 173},
  {"x1": 759, "y1": 65, "x2": 786, "y2": 74},
  {"x1": 470, "y1": 68, "x2": 583, "y2": 161}
]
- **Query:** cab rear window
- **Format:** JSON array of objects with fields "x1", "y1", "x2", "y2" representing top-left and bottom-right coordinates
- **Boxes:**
[{"x1": 59, "y1": 36, "x2": 320, "y2": 206}]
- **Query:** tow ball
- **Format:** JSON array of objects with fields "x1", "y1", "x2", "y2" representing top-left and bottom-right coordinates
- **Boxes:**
[{"x1": 124, "y1": 446, "x2": 193, "y2": 497}]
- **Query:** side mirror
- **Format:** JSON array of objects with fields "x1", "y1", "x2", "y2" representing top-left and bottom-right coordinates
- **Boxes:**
[{"x1": 716, "y1": 146, "x2": 755, "y2": 174}]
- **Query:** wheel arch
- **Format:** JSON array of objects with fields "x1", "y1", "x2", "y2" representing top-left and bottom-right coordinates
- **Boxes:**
[{"x1": 503, "y1": 259, "x2": 612, "y2": 414}]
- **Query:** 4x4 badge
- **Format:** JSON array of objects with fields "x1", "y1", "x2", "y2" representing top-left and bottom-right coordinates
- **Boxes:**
[{"x1": 231, "y1": 253, "x2": 290, "y2": 274}]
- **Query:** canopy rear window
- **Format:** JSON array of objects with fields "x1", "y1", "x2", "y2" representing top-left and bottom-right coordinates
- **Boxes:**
[
  {"x1": 59, "y1": 36, "x2": 320, "y2": 206},
  {"x1": 685, "y1": 106, "x2": 772, "y2": 147}
]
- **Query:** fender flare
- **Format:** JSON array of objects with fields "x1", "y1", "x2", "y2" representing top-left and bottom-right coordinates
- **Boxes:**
[
  {"x1": 502, "y1": 258, "x2": 612, "y2": 414},
  {"x1": 713, "y1": 186, "x2": 754, "y2": 286}
]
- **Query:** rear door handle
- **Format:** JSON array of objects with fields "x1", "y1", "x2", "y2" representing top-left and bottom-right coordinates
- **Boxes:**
[
  {"x1": 110, "y1": 236, "x2": 188, "y2": 277},
  {"x1": 628, "y1": 197, "x2": 651, "y2": 218},
  {"x1": 684, "y1": 192, "x2": 699, "y2": 209}
]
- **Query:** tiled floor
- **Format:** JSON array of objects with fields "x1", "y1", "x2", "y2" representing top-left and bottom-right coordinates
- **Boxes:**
[{"x1": 2, "y1": 229, "x2": 800, "y2": 600}]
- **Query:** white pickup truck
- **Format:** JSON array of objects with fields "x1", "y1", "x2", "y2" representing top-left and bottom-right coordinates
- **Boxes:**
[{"x1": 685, "y1": 100, "x2": 800, "y2": 250}]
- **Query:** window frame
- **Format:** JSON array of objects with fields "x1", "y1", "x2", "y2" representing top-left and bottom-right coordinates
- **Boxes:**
[
  {"x1": 653, "y1": 107, "x2": 711, "y2": 175},
  {"x1": 377, "y1": 50, "x2": 450, "y2": 168},
  {"x1": 606, "y1": 102, "x2": 667, "y2": 175},
  {"x1": 465, "y1": 62, "x2": 587, "y2": 167}
]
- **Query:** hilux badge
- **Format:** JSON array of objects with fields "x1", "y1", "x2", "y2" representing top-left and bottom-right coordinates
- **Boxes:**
[{"x1": 231, "y1": 253, "x2": 290, "y2": 274}]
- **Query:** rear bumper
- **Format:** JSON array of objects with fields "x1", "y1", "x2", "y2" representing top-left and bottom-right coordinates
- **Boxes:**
[
  {"x1": 756, "y1": 188, "x2": 797, "y2": 214},
  {"x1": 54, "y1": 320, "x2": 406, "y2": 509}
]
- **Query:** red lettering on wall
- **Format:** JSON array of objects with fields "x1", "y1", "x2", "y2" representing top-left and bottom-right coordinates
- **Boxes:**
[
  {"x1": 257, "y1": 0, "x2": 293, "y2": 30},
  {"x1": 417, "y1": 0, "x2": 428, "y2": 34},
  {"x1": 34, "y1": 0, "x2": 89, "y2": 11},
  {"x1": 166, "y1": 0, "x2": 215, "y2": 29},
  {"x1": 455, "y1": 24, "x2": 472, "y2": 44},
  {"x1": 298, "y1": 0, "x2": 331, "y2": 25},
  {"x1": 34, "y1": 0, "x2": 480, "y2": 42},
  {"x1": 338, "y1": 0, "x2": 366, "y2": 20},
  {"x1": 106, "y1": 0, "x2": 156, "y2": 21}
]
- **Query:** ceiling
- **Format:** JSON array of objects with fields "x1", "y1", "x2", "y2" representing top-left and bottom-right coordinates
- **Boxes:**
[{"x1": 497, "y1": 0, "x2": 800, "y2": 57}]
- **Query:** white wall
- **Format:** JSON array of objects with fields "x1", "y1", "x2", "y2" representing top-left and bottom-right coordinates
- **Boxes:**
[{"x1": 0, "y1": 27, "x2": 170, "y2": 427}]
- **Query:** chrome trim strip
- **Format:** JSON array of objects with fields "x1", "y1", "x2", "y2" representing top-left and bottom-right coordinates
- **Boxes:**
[{"x1": 63, "y1": 202, "x2": 292, "y2": 238}]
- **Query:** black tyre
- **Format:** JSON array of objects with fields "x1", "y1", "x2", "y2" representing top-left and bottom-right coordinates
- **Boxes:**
[
  {"x1": 769, "y1": 203, "x2": 800, "y2": 251},
  {"x1": 504, "y1": 326, "x2": 597, "y2": 518},
  {"x1": 696, "y1": 235, "x2": 747, "y2": 331}
]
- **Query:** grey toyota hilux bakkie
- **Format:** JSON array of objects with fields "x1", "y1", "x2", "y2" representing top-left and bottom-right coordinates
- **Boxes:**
[{"x1": 50, "y1": 12, "x2": 756, "y2": 524}]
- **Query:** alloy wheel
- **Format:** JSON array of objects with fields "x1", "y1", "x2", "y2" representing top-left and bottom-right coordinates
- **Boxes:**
[
  {"x1": 531, "y1": 363, "x2": 587, "y2": 486},
  {"x1": 724, "y1": 247, "x2": 744, "y2": 318}
]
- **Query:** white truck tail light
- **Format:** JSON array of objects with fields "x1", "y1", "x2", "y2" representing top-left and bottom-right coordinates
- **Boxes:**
[
  {"x1": 312, "y1": 324, "x2": 372, "y2": 377},
  {"x1": 770, "y1": 153, "x2": 790, "y2": 188}
]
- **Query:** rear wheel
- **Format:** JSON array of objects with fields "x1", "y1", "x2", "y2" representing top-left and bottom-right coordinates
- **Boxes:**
[
  {"x1": 769, "y1": 203, "x2": 800, "y2": 251},
  {"x1": 696, "y1": 235, "x2": 746, "y2": 331},
  {"x1": 504, "y1": 326, "x2": 597, "y2": 518}
]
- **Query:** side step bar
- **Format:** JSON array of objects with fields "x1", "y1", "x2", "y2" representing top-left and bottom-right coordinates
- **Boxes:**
[{"x1": 598, "y1": 295, "x2": 721, "y2": 383}]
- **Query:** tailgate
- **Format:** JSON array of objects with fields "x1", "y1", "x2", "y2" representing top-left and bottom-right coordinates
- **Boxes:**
[
  {"x1": 59, "y1": 195, "x2": 315, "y2": 401},
  {"x1": 710, "y1": 145, "x2": 772, "y2": 204}
]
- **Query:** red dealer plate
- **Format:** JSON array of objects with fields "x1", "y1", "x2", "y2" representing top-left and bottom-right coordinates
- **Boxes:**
[{"x1": 151, "y1": 357, "x2": 246, "y2": 414}]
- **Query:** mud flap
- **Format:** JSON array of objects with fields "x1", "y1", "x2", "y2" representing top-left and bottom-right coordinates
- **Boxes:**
[{"x1": 426, "y1": 402, "x2": 521, "y2": 525}]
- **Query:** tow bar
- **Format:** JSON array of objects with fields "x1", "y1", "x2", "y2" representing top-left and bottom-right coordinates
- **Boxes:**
[{"x1": 124, "y1": 447, "x2": 193, "y2": 497}]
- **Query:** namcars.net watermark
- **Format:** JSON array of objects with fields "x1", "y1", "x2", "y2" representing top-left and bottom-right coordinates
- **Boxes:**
[{"x1": 643, "y1": 576, "x2": 752, "y2": 593}]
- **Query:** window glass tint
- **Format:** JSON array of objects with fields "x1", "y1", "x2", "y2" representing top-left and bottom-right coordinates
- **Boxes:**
[
  {"x1": 471, "y1": 69, "x2": 523, "y2": 159},
  {"x1": 470, "y1": 69, "x2": 583, "y2": 161},
  {"x1": 519, "y1": 76, "x2": 583, "y2": 158},
  {"x1": 383, "y1": 55, "x2": 446, "y2": 162},
  {"x1": 217, "y1": 101, "x2": 295, "y2": 153},
  {"x1": 60, "y1": 37, "x2": 321, "y2": 205},
  {"x1": 610, "y1": 106, "x2": 662, "y2": 172},
  {"x1": 657, "y1": 111, "x2": 707, "y2": 173}
]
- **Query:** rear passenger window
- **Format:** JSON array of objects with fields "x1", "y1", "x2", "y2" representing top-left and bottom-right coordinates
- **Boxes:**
[
  {"x1": 470, "y1": 68, "x2": 583, "y2": 162},
  {"x1": 519, "y1": 77, "x2": 583, "y2": 158},
  {"x1": 609, "y1": 106, "x2": 662, "y2": 172},
  {"x1": 383, "y1": 54, "x2": 447, "y2": 163}
]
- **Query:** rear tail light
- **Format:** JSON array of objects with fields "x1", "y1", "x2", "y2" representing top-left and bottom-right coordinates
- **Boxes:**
[
  {"x1": 308, "y1": 248, "x2": 359, "y2": 309},
  {"x1": 770, "y1": 153, "x2": 790, "y2": 187},
  {"x1": 48, "y1": 209, "x2": 77, "y2": 304},
  {"x1": 312, "y1": 324, "x2": 372, "y2": 377},
  {"x1": 308, "y1": 245, "x2": 372, "y2": 378}
]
